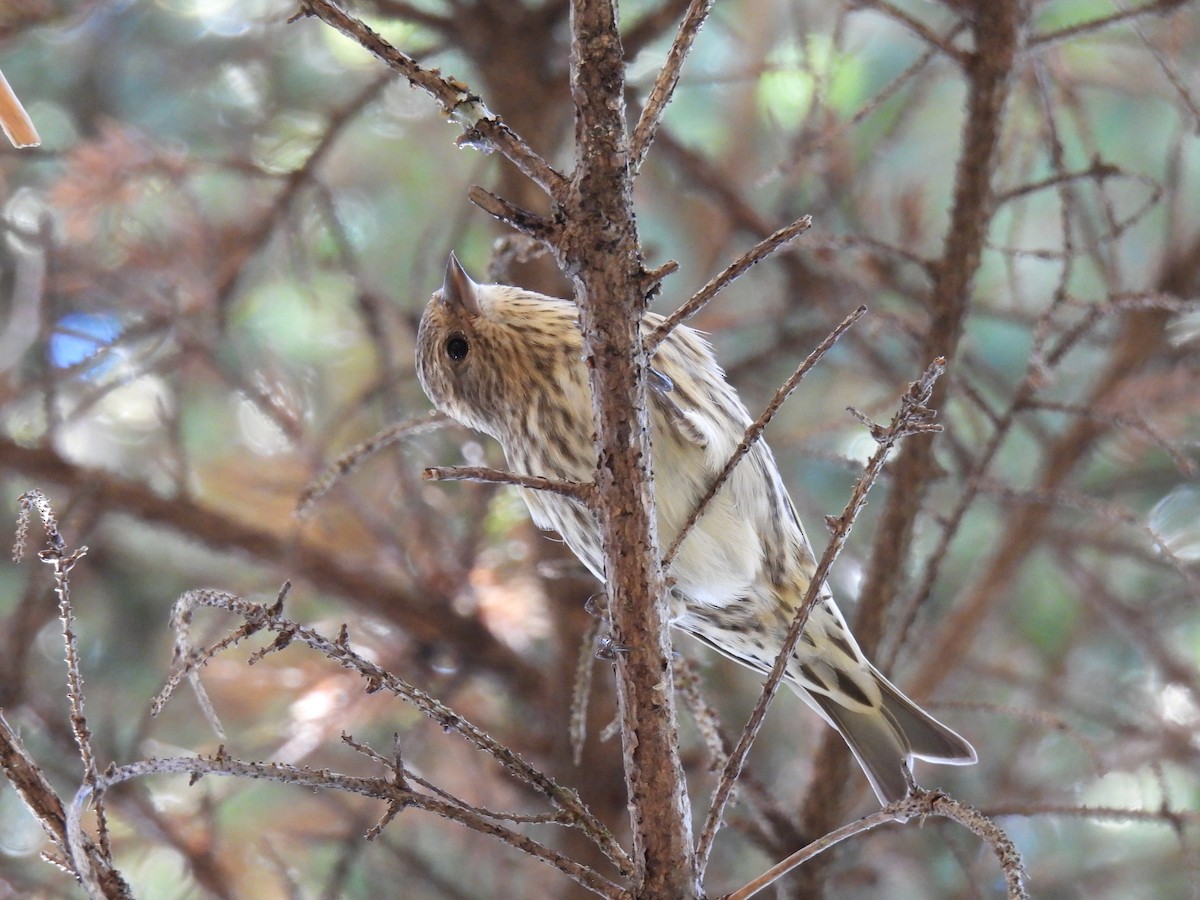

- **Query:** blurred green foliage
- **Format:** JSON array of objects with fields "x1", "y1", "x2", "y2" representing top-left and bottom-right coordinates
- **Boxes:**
[{"x1": 0, "y1": 0, "x2": 1198, "y2": 897}]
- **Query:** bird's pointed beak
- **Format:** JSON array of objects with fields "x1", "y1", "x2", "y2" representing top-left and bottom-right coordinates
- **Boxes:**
[{"x1": 442, "y1": 252, "x2": 483, "y2": 318}]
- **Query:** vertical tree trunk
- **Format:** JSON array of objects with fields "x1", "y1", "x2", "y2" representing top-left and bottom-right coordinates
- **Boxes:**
[{"x1": 562, "y1": 1, "x2": 696, "y2": 896}]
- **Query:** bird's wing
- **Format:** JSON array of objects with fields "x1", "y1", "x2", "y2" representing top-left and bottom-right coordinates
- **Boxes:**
[{"x1": 644, "y1": 316, "x2": 820, "y2": 579}]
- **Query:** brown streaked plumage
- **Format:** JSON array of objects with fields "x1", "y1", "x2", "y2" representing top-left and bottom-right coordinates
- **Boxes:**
[{"x1": 417, "y1": 254, "x2": 976, "y2": 804}]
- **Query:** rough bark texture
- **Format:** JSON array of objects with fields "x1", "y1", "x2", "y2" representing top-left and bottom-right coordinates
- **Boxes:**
[{"x1": 562, "y1": 2, "x2": 696, "y2": 896}]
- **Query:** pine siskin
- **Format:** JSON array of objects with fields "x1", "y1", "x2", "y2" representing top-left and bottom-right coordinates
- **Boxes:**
[{"x1": 417, "y1": 254, "x2": 976, "y2": 804}]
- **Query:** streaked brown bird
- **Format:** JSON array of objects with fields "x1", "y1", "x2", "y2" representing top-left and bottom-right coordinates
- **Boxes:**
[{"x1": 417, "y1": 254, "x2": 976, "y2": 803}]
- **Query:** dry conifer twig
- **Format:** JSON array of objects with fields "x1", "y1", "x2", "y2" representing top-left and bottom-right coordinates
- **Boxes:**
[
  {"x1": 153, "y1": 587, "x2": 634, "y2": 878},
  {"x1": 646, "y1": 216, "x2": 814, "y2": 352},
  {"x1": 292, "y1": 0, "x2": 568, "y2": 201},
  {"x1": 697, "y1": 357, "x2": 947, "y2": 874},
  {"x1": 724, "y1": 787, "x2": 1028, "y2": 899},
  {"x1": 423, "y1": 465, "x2": 596, "y2": 505},
  {"x1": 630, "y1": 0, "x2": 714, "y2": 174}
]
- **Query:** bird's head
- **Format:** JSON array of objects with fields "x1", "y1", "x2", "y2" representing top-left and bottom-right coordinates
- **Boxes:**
[{"x1": 416, "y1": 254, "x2": 584, "y2": 443}]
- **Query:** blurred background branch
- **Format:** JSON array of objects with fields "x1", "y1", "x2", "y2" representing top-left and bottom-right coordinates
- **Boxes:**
[{"x1": 0, "y1": 0, "x2": 1198, "y2": 897}]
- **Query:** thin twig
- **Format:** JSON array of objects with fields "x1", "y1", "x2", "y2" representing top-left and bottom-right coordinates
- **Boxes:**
[
  {"x1": 976, "y1": 478, "x2": 1200, "y2": 593},
  {"x1": 847, "y1": 1, "x2": 1028, "y2": 781},
  {"x1": 1028, "y1": 0, "x2": 1187, "y2": 50},
  {"x1": 0, "y1": 441, "x2": 540, "y2": 690},
  {"x1": 938, "y1": 701, "x2": 1104, "y2": 775},
  {"x1": 0, "y1": 711, "x2": 131, "y2": 898},
  {"x1": 13, "y1": 489, "x2": 63, "y2": 562},
  {"x1": 153, "y1": 589, "x2": 633, "y2": 877},
  {"x1": 296, "y1": 411, "x2": 449, "y2": 517},
  {"x1": 212, "y1": 68, "x2": 396, "y2": 329},
  {"x1": 675, "y1": 657, "x2": 807, "y2": 854},
  {"x1": 1119, "y1": 0, "x2": 1200, "y2": 132},
  {"x1": 662, "y1": 305, "x2": 866, "y2": 571},
  {"x1": 467, "y1": 186, "x2": 560, "y2": 246},
  {"x1": 984, "y1": 803, "x2": 1200, "y2": 827},
  {"x1": 293, "y1": 0, "x2": 568, "y2": 201},
  {"x1": 646, "y1": 216, "x2": 812, "y2": 352},
  {"x1": 403, "y1": 765, "x2": 573, "y2": 827},
  {"x1": 695, "y1": 358, "x2": 947, "y2": 875},
  {"x1": 759, "y1": 29, "x2": 960, "y2": 186},
  {"x1": 673, "y1": 657, "x2": 728, "y2": 774},
  {"x1": 423, "y1": 465, "x2": 595, "y2": 505},
  {"x1": 724, "y1": 788, "x2": 1028, "y2": 899},
  {"x1": 847, "y1": 0, "x2": 969, "y2": 64},
  {"x1": 630, "y1": 0, "x2": 714, "y2": 175},
  {"x1": 570, "y1": 617, "x2": 602, "y2": 766},
  {"x1": 995, "y1": 158, "x2": 1122, "y2": 205},
  {"x1": 69, "y1": 753, "x2": 626, "y2": 900},
  {"x1": 1020, "y1": 399, "x2": 1196, "y2": 476},
  {"x1": 15, "y1": 493, "x2": 116, "y2": 880}
]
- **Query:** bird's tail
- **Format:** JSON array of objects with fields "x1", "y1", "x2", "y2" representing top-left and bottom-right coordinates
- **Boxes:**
[{"x1": 803, "y1": 667, "x2": 976, "y2": 805}]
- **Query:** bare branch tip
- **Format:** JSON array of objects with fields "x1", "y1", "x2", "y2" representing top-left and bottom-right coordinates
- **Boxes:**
[
  {"x1": 643, "y1": 259, "x2": 680, "y2": 297},
  {"x1": 269, "y1": 581, "x2": 292, "y2": 615}
]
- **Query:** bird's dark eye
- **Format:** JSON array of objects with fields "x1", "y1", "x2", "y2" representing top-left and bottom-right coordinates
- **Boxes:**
[{"x1": 445, "y1": 334, "x2": 469, "y2": 362}]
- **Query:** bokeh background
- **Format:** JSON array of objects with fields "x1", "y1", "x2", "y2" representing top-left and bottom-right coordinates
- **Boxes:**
[{"x1": 1, "y1": 0, "x2": 1198, "y2": 897}]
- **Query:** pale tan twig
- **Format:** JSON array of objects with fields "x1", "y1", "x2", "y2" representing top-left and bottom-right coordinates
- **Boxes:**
[{"x1": 0, "y1": 66, "x2": 39, "y2": 147}]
